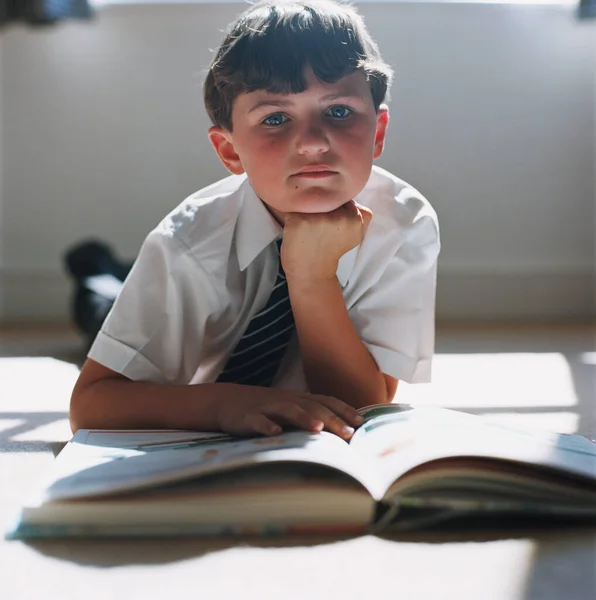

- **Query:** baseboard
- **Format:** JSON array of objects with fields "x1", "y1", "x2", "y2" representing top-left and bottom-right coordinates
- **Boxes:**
[
  {"x1": 0, "y1": 268, "x2": 72, "y2": 323},
  {"x1": 436, "y1": 269, "x2": 595, "y2": 320},
  {"x1": 0, "y1": 267, "x2": 594, "y2": 324}
]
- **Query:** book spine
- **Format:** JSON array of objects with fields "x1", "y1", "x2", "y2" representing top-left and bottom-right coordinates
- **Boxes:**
[{"x1": 368, "y1": 500, "x2": 400, "y2": 534}]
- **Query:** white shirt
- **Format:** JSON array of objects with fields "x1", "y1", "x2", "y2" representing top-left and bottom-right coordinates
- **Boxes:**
[{"x1": 88, "y1": 165, "x2": 440, "y2": 389}]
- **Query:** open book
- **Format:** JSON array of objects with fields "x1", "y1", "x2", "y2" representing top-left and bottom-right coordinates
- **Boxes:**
[{"x1": 6, "y1": 405, "x2": 596, "y2": 538}]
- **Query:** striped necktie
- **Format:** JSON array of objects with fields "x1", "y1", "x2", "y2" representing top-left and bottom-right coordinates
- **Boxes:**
[{"x1": 216, "y1": 239, "x2": 295, "y2": 387}]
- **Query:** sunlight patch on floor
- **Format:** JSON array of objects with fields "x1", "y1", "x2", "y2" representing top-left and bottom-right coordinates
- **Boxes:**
[
  {"x1": 0, "y1": 357, "x2": 79, "y2": 412},
  {"x1": 469, "y1": 412, "x2": 580, "y2": 435},
  {"x1": 399, "y1": 353, "x2": 577, "y2": 409}
]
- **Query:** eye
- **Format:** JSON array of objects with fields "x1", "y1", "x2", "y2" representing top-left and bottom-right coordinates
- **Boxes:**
[
  {"x1": 326, "y1": 105, "x2": 353, "y2": 119},
  {"x1": 262, "y1": 113, "x2": 289, "y2": 127}
]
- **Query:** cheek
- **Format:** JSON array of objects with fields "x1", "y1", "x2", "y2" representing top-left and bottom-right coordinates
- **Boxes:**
[
  {"x1": 336, "y1": 125, "x2": 375, "y2": 158},
  {"x1": 358, "y1": 122, "x2": 378, "y2": 148},
  {"x1": 238, "y1": 138, "x2": 288, "y2": 200},
  {"x1": 336, "y1": 128, "x2": 376, "y2": 189},
  {"x1": 245, "y1": 137, "x2": 286, "y2": 170}
]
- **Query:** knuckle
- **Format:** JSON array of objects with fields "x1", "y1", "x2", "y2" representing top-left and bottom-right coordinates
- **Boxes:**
[
  {"x1": 279, "y1": 403, "x2": 305, "y2": 421},
  {"x1": 318, "y1": 408, "x2": 341, "y2": 426},
  {"x1": 320, "y1": 395, "x2": 345, "y2": 410},
  {"x1": 330, "y1": 414, "x2": 348, "y2": 428}
]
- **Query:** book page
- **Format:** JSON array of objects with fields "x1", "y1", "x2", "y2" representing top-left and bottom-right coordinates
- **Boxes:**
[
  {"x1": 41, "y1": 428, "x2": 384, "y2": 503},
  {"x1": 349, "y1": 404, "x2": 596, "y2": 497}
]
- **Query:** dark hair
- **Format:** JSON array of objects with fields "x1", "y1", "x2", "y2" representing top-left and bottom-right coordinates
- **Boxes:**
[{"x1": 204, "y1": 0, "x2": 393, "y2": 130}]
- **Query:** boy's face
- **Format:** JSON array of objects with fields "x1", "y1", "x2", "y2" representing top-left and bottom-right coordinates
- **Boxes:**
[{"x1": 208, "y1": 69, "x2": 389, "y2": 224}]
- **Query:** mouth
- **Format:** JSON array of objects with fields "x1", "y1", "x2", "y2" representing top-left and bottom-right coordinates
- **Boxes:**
[{"x1": 291, "y1": 166, "x2": 338, "y2": 179}]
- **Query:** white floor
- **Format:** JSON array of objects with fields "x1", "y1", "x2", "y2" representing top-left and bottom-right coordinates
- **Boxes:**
[{"x1": 1, "y1": 322, "x2": 595, "y2": 600}]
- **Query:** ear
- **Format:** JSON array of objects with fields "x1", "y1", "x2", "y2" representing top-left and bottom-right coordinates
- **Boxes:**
[
  {"x1": 373, "y1": 105, "x2": 389, "y2": 160},
  {"x1": 208, "y1": 127, "x2": 245, "y2": 175}
]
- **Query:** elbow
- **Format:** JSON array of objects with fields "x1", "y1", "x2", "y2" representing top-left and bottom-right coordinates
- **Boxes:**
[
  {"x1": 69, "y1": 411, "x2": 86, "y2": 435},
  {"x1": 382, "y1": 375, "x2": 398, "y2": 404},
  {"x1": 69, "y1": 389, "x2": 85, "y2": 434},
  {"x1": 69, "y1": 358, "x2": 122, "y2": 433},
  {"x1": 69, "y1": 380, "x2": 96, "y2": 434}
]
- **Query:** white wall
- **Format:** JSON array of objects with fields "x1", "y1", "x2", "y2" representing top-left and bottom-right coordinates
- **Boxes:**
[{"x1": 0, "y1": 2, "x2": 594, "y2": 322}]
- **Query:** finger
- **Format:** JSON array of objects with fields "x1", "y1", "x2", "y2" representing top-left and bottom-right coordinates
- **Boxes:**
[
  {"x1": 263, "y1": 404, "x2": 324, "y2": 433},
  {"x1": 298, "y1": 400, "x2": 356, "y2": 440},
  {"x1": 309, "y1": 394, "x2": 364, "y2": 428},
  {"x1": 243, "y1": 413, "x2": 282, "y2": 437}
]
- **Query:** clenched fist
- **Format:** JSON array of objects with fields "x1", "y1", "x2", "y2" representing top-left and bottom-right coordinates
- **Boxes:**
[{"x1": 281, "y1": 200, "x2": 373, "y2": 282}]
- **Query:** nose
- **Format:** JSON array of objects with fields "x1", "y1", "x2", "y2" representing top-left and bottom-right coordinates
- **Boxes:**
[{"x1": 295, "y1": 122, "x2": 330, "y2": 155}]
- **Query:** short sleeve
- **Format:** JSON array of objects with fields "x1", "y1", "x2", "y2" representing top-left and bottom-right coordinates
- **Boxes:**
[
  {"x1": 349, "y1": 214, "x2": 440, "y2": 384},
  {"x1": 87, "y1": 229, "x2": 218, "y2": 384}
]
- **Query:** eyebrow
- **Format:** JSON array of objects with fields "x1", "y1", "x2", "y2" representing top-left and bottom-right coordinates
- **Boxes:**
[
  {"x1": 247, "y1": 94, "x2": 367, "y2": 114},
  {"x1": 248, "y1": 100, "x2": 293, "y2": 114}
]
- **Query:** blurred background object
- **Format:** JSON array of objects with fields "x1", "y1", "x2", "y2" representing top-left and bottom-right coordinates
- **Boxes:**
[
  {"x1": 0, "y1": 0, "x2": 93, "y2": 27},
  {"x1": 578, "y1": 0, "x2": 596, "y2": 18},
  {"x1": 63, "y1": 240, "x2": 131, "y2": 349}
]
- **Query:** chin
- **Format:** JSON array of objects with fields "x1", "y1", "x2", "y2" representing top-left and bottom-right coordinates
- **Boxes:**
[
  {"x1": 304, "y1": 203, "x2": 347, "y2": 214},
  {"x1": 291, "y1": 191, "x2": 351, "y2": 213}
]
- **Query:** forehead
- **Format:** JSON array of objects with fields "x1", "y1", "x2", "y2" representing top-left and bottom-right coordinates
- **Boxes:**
[{"x1": 234, "y1": 69, "x2": 373, "y2": 114}]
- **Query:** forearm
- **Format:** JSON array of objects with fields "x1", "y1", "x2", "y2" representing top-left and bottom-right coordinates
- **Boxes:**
[
  {"x1": 70, "y1": 373, "x2": 236, "y2": 432},
  {"x1": 287, "y1": 275, "x2": 389, "y2": 408},
  {"x1": 69, "y1": 358, "x2": 366, "y2": 439}
]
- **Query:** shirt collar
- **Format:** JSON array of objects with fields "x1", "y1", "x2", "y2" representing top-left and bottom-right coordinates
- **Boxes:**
[
  {"x1": 235, "y1": 177, "x2": 357, "y2": 287},
  {"x1": 235, "y1": 178, "x2": 282, "y2": 272}
]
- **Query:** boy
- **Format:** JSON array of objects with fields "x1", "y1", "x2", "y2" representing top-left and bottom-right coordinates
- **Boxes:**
[{"x1": 70, "y1": 0, "x2": 440, "y2": 441}]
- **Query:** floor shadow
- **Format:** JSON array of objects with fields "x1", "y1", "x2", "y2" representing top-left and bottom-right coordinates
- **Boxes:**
[
  {"x1": 520, "y1": 531, "x2": 596, "y2": 600},
  {"x1": 380, "y1": 523, "x2": 596, "y2": 544},
  {"x1": 0, "y1": 411, "x2": 69, "y2": 453},
  {"x1": 25, "y1": 533, "x2": 359, "y2": 567},
  {"x1": 0, "y1": 440, "x2": 67, "y2": 454},
  {"x1": 23, "y1": 524, "x2": 596, "y2": 568}
]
